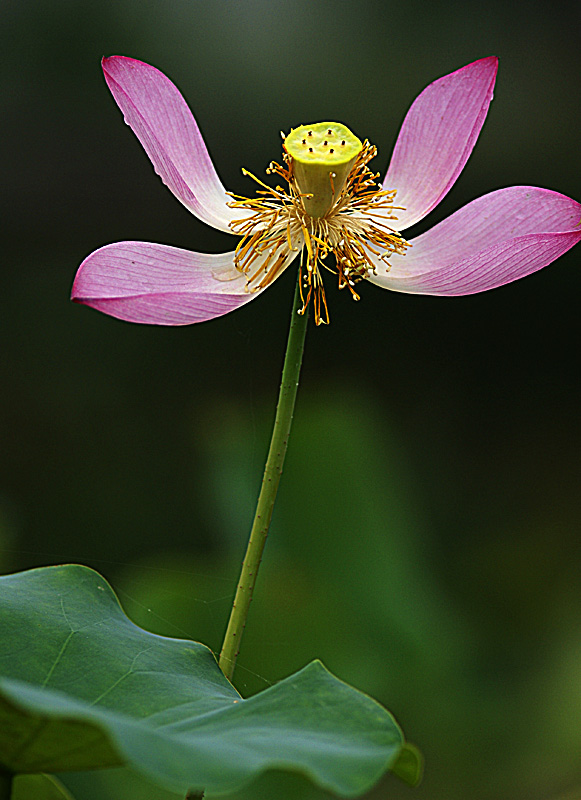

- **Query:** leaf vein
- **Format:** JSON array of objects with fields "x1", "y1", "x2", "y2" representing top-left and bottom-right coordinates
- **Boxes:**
[{"x1": 89, "y1": 645, "x2": 156, "y2": 706}]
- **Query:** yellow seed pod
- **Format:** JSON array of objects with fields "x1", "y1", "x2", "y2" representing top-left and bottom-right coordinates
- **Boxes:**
[{"x1": 285, "y1": 122, "x2": 363, "y2": 218}]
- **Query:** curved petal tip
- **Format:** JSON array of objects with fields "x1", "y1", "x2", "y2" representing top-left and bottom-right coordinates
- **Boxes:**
[
  {"x1": 100, "y1": 56, "x2": 237, "y2": 233},
  {"x1": 370, "y1": 187, "x2": 581, "y2": 296},
  {"x1": 72, "y1": 239, "x2": 299, "y2": 325},
  {"x1": 384, "y1": 56, "x2": 499, "y2": 231},
  {"x1": 72, "y1": 241, "x2": 257, "y2": 325}
]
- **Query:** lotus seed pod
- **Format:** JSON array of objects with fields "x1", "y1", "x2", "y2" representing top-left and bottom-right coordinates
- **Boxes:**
[{"x1": 285, "y1": 122, "x2": 363, "y2": 218}]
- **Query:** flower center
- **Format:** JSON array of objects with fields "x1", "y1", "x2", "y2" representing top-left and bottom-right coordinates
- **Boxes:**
[
  {"x1": 227, "y1": 122, "x2": 410, "y2": 325},
  {"x1": 285, "y1": 122, "x2": 363, "y2": 218}
]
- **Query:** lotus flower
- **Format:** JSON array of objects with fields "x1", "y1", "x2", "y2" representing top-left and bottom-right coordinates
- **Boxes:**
[{"x1": 72, "y1": 56, "x2": 581, "y2": 326}]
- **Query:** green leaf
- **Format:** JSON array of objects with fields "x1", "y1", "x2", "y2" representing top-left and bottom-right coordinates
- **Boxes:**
[
  {"x1": 12, "y1": 774, "x2": 76, "y2": 800},
  {"x1": 390, "y1": 742, "x2": 423, "y2": 787},
  {"x1": 0, "y1": 565, "x2": 409, "y2": 797}
]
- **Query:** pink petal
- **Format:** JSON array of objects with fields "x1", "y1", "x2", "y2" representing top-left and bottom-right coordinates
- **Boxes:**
[
  {"x1": 369, "y1": 187, "x2": 581, "y2": 295},
  {"x1": 102, "y1": 57, "x2": 238, "y2": 233},
  {"x1": 383, "y1": 57, "x2": 498, "y2": 231},
  {"x1": 72, "y1": 241, "x2": 297, "y2": 325}
]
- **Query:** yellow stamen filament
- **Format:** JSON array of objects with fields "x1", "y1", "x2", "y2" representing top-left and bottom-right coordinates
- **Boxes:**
[{"x1": 226, "y1": 132, "x2": 411, "y2": 325}]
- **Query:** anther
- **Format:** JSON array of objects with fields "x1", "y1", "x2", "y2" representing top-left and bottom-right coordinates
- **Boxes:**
[
  {"x1": 302, "y1": 139, "x2": 306, "y2": 144},
  {"x1": 323, "y1": 140, "x2": 328, "y2": 146},
  {"x1": 341, "y1": 140, "x2": 345, "y2": 145},
  {"x1": 309, "y1": 147, "x2": 313, "y2": 153},
  {"x1": 327, "y1": 129, "x2": 332, "y2": 135},
  {"x1": 308, "y1": 131, "x2": 313, "y2": 136},
  {"x1": 329, "y1": 148, "x2": 334, "y2": 153}
]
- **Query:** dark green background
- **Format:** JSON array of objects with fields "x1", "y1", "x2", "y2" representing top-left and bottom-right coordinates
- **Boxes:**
[{"x1": 1, "y1": 2, "x2": 580, "y2": 799}]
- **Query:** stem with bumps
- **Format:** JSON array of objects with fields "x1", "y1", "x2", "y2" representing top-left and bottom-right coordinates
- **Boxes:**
[{"x1": 218, "y1": 272, "x2": 309, "y2": 681}]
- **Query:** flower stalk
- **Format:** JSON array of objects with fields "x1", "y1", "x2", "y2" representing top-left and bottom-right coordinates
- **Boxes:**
[{"x1": 218, "y1": 273, "x2": 309, "y2": 681}]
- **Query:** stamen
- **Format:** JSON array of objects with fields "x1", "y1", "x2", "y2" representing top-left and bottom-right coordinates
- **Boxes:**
[
  {"x1": 255, "y1": 252, "x2": 287, "y2": 289},
  {"x1": 302, "y1": 225, "x2": 314, "y2": 263},
  {"x1": 329, "y1": 172, "x2": 336, "y2": 196},
  {"x1": 227, "y1": 127, "x2": 410, "y2": 324}
]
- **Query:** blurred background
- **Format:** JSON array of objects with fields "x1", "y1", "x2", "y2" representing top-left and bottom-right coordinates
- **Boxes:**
[{"x1": 1, "y1": 1, "x2": 580, "y2": 798}]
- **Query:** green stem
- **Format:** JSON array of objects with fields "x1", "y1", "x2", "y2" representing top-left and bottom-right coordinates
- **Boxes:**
[
  {"x1": 0, "y1": 771, "x2": 12, "y2": 800},
  {"x1": 218, "y1": 273, "x2": 309, "y2": 681}
]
